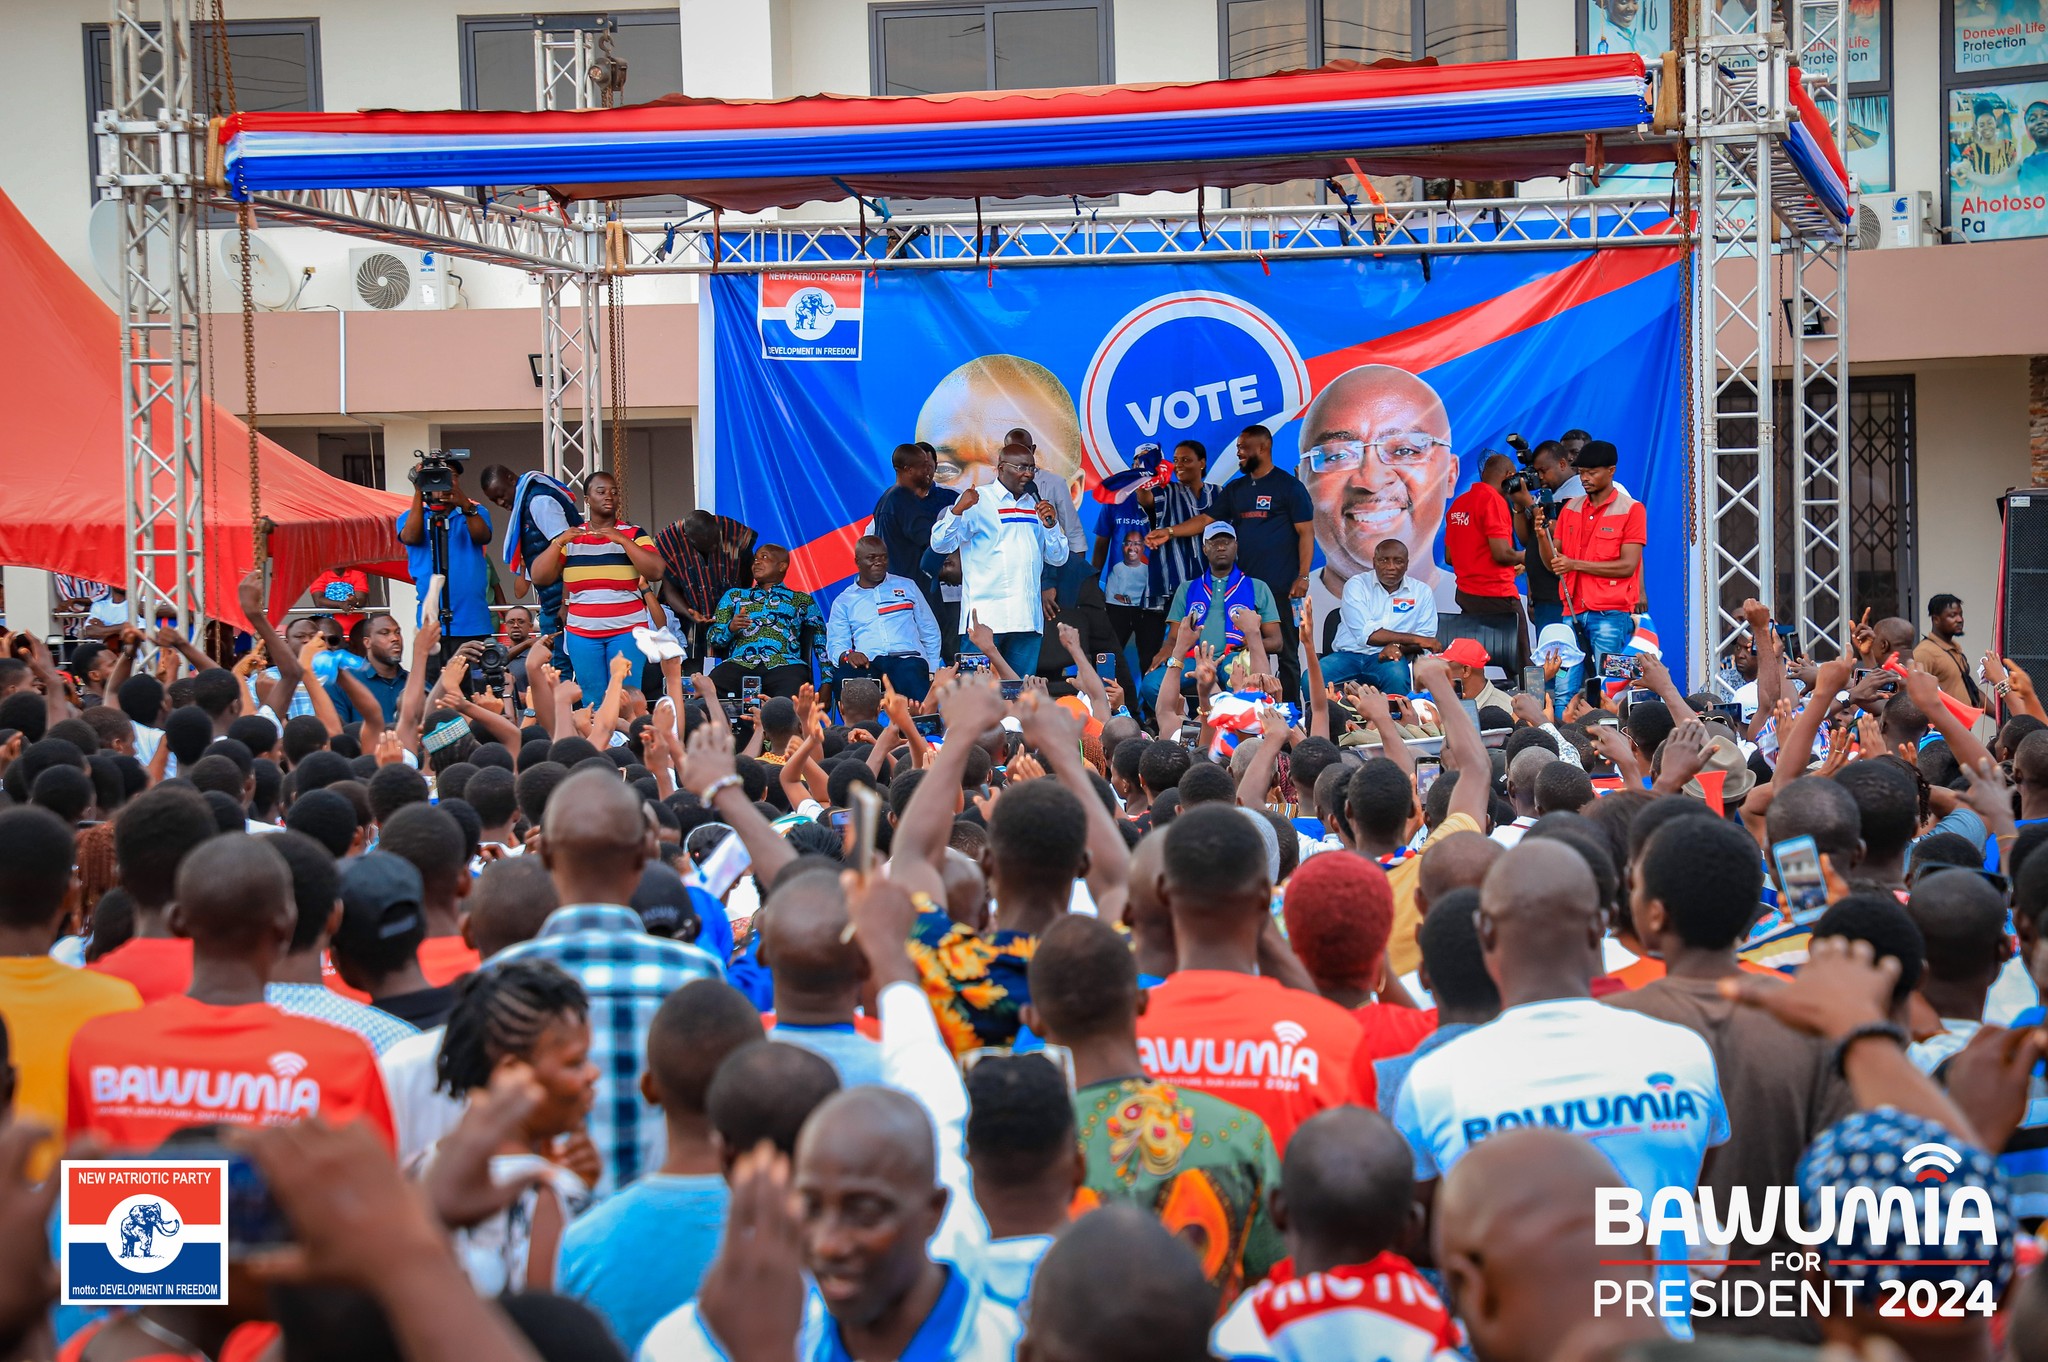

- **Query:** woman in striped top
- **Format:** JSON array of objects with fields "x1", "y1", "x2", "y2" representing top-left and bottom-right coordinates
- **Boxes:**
[{"x1": 529, "y1": 471, "x2": 665, "y2": 694}]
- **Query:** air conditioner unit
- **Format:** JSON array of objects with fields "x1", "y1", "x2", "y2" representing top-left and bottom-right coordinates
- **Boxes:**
[
  {"x1": 1851, "y1": 202, "x2": 1882, "y2": 250},
  {"x1": 345, "y1": 248, "x2": 452, "y2": 311},
  {"x1": 1879, "y1": 191, "x2": 1934, "y2": 249}
]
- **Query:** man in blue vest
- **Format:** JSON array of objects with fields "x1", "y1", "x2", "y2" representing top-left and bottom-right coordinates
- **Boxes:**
[{"x1": 481, "y1": 463, "x2": 584, "y2": 637}]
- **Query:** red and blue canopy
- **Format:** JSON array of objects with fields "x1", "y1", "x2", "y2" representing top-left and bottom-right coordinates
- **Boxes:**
[
  {"x1": 1783, "y1": 65, "x2": 1853, "y2": 222},
  {"x1": 217, "y1": 55, "x2": 1659, "y2": 212}
]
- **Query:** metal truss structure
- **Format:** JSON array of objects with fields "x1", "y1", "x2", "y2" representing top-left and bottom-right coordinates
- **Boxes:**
[
  {"x1": 533, "y1": 28, "x2": 606, "y2": 489},
  {"x1": 1688, "y1": 0, "x2": 1852, "y2": 672},
  {"x1": 101, "y1": 0, "x2": 207, "y2": 634},
  {"x1": 107, "y1": 0, "x2": 1848, "y2": 687},
  {"x1": 611, "y1": 193, "x2": 1684, "y2": 272}
]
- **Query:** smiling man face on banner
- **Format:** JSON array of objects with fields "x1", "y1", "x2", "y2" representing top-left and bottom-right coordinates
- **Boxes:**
[
  {"x1": 915, "y1": 353, "x2": 1085, "y2": 500},
  {"x1": 1297, "y1": 364, "x2": 1459, "y2": 599}
]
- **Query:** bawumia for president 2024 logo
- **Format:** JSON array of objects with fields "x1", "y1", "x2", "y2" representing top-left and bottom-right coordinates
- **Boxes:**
[
  {"x1": 61, "y1": 1161, "x2": 228, "y2": 1304},
  {"x1": 760, "y1": 271, "x2": 864, "y2": 361}
]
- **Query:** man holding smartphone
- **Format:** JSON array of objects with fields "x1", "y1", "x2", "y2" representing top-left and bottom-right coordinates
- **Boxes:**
[{"x1": 826, "y1": 536, "x2": 943, "y2": 702}]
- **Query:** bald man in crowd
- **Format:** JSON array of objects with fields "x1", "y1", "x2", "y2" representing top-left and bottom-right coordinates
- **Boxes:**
[
  {"x1": 1212, "y1": 1106, "x2": 1460, "y2": 1358},
  {"x1": 1298, "y1": 364, "x2": 1459, "y2": 609},
  {"x1": 495, "y1": 768, "x2": 726, "y2": 1194},
  {"x1": 646, "y1": 870, "x2": 1017, "y2": 1362},
  {"x1": 757, "y1": 867, "x2": 882, "y2": 1086},
  {"x1": 1016, "y1": 1205, "x2": 1218, "y2": 1362},
  {"x1": 1435, "y1": 1128, "x2": 1666, "y2": 1361},
  {"x1": 1393, "y1": 839, "x2": 1728, "y2": 1337}
]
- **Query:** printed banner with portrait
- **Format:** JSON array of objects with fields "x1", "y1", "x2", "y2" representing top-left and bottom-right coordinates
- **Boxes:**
[
  {"x1": 1587, "y1": 0, "x2": 1670, "y2": 61},
  {"x1": 1948, "y1": 81, "x2": 2048, "y2": 239},
  {"x1": 1953, "y1": 0, "x2": 2048, "y2": 72},
  {"x1": 706, "y1": 243, "x2": 1692, "y2": 676}
]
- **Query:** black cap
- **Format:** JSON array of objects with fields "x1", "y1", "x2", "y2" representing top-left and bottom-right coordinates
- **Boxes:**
[
  {"x1": 336, "y1": 851, "x2": 426, "y2": 957},
  {"x1": 1575, "y1": 439, "x2": 1619, "y2": 468}
]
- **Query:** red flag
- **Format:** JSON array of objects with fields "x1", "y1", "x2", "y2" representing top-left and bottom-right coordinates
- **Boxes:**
[
  {"x1": 1880, "y1": 658, "x2": 1983, "y2": 731},
  {"x1": 1693, "y1": 768, "x2": 1727, "y2": 818}
]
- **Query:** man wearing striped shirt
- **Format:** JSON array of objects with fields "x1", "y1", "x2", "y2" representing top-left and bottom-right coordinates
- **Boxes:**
[
  {"x1": 529, "y1": 471, "x2": 665, "y2": 694},
  {"x1": 827, "y1": 535, "x2": 944, "y2": 702}
]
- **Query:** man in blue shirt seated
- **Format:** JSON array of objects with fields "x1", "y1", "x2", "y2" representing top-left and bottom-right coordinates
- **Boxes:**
[{"x1": 826, "y1": 536, "x2": 943, "y2": 703}]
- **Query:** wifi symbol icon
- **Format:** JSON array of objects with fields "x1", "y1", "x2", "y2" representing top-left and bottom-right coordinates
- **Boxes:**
[
  {"x1": 267, "y1": 1051, "x2": 310, "y2": 1081},
  {"x1": 1272, "y1": 1021, "x2": 1308, "y2": 1046},
  {"x1": 1903, "y1": 1142, "x2": 1960, "y2": 1183}
]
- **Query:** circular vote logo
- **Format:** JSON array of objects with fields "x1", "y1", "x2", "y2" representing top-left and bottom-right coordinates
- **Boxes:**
[{"x1": 1080, "y1": 293, "x2": 1309, "y2": 482}]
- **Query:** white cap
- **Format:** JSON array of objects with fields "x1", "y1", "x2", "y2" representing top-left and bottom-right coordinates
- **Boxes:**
[{"x1": 1201, "y1": 521, "x2": 1237, "y2": 543}]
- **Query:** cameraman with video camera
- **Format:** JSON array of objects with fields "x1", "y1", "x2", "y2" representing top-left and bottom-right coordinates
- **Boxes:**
[
  {"x1": 1442, "y1": 450, "x2": 1527, "y2": 672},
  {"x1": 396, "y1": 448, "x2": 495, "y2": 682}
]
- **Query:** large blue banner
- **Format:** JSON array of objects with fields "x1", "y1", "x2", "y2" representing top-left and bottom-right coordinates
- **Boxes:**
[{"x1": 707, "y1": 242, "x2": 1689, "y2": 677}]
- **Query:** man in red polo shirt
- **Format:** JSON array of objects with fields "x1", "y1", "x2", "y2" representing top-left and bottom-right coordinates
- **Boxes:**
[
  {"x1": 1538, "y1": 439, "x2": 1645, "y2": 691},
  {"x1": 1442, "y1": 451, "x2": 1526, "y2": 671},
  {"x1": 69, "y1": 835, "x2": 394, "y2": 1153}
]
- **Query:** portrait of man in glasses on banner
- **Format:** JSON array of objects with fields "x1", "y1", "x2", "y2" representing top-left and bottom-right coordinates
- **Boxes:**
[{"x1": 1298, "y1": 363, "x2": 1461, "y2": 623}]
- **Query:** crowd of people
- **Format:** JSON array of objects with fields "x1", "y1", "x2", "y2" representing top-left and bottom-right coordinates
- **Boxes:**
[{"x1": 0, "y1": 428, "x2": 2044, "y2": 1362}]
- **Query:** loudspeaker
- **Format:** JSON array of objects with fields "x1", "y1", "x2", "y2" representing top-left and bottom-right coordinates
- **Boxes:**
[{"x1": 1999, "y1": 491, "x2": 2048, "y2": 688}]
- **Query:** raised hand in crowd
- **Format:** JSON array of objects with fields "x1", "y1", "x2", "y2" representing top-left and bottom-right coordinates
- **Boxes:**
[
  {"x1": 694, "y1": 1144, "x2": 806, "y2": 1362},
  {"x1": 231, "y1": 1119, "x2": 547, "y2": 1362},
  {"x1": 0, "y1": 1120, "x2": 59, "y2": 1358}
]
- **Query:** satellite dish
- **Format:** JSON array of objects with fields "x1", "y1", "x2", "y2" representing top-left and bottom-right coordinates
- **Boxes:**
[
  {"x1": 217, "y1": 232, "x2": 295, "y2": 310},
  {"x1": 86, "y1": 197, "x2": 166, "y2": 297}
]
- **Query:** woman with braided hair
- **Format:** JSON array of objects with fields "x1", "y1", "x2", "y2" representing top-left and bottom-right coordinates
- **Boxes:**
[{"x1": 422, "y1": 958, "x2": 600, "y2": 1296}]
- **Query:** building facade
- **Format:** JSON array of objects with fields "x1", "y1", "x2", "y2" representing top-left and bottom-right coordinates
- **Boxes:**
[{"x1": 0, "y1": 0, "x2": 2040, "y2": 649}]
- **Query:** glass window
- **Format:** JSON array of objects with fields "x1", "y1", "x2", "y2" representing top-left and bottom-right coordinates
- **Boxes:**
[
  {"x1": 86, "y1": 20, "x2": 320, "y2": 120},
  {"x1": 1224, "y1": 0, "x2": 1311, "y2": 77},
  {"x1": 84, "y1": 20, "x2": 320, "y2": 199},
  {"x1": 1221, "y1": 0, "x2": 1508, "y2": 72},
  {"x1": 460, "y1": 12, "x2": 684, "y2": 112},
  {"x1": 1951, "y1": 0, "x2": 2048, "y2": 74},
  {"x1": 993, "y1": 5, "x2": 1106, "y2": 88},
  {"x1": 872, "y1": 3, "x2": 1112, "y2": 95},
  {"x1": 1424, "y1": 0, "x2": 1508, "y2": 64},
  {"x1": 1219, "y1": 1, "x2": 1508, "y2": 203},
  {"x1": 877, "y1": 10, "x2": 988, "y2": 94}
]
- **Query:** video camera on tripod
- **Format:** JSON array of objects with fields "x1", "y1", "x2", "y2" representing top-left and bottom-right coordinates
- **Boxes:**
[{"x1": 408, "y1": 447, "x2": 471, "y2": 495}]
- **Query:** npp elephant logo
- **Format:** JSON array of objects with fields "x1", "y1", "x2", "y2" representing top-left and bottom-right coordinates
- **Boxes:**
[
  {"x1": 758, "y1": 271, "x2": 864, "y2": 361},
  {"x1": 61, "y1": 1160, "x2": 228, "y2": 1304},
  {"x1": 118, "y1": 1199, "x2": 182, "y2": 1259}
]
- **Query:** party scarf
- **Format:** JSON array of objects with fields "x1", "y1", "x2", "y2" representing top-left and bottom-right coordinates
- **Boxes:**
[{"x1": 1184, "y1": 567, "x2": 1258, "y2": 654}]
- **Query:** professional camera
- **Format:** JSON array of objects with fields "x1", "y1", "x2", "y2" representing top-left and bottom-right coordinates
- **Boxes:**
[
  {"x1": 407, "y1": 447, "x2": 471, "y2": 495},
  {"x1": 475, "y1": 641, "x2": 509, "y2": 692},
  {"x1": 1504, "y1": 432, "x2": 1534, "y2": 461}
]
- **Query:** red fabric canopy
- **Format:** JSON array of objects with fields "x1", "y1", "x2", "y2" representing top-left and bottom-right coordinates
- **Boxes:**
[{"x1": 0, "y1": 189, "x2": 407, "y2": 633}]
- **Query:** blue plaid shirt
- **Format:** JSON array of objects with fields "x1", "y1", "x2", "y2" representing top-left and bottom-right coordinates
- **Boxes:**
[
  {"x1": 491, "y1": 905, "x2": 726, "y2": 1196},
  {"x1": 265, "y1": 982, "x2": 420, "y2": 1056}
]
